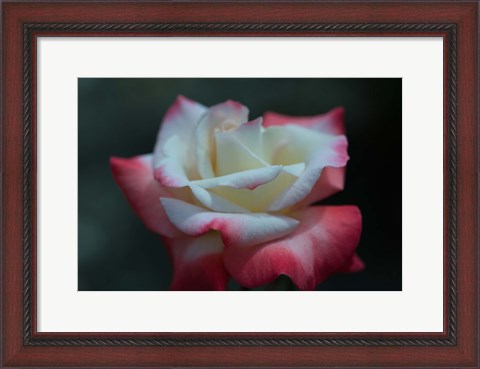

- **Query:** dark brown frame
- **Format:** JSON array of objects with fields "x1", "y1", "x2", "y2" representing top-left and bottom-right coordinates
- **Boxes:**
[{"x1": 1, "y1": 1, "x2": 478, "y2": 368}]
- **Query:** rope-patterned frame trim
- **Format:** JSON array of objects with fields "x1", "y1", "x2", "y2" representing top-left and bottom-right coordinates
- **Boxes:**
[{"x1": 22, "y1": 23, "x2": 457, "y2": 346}]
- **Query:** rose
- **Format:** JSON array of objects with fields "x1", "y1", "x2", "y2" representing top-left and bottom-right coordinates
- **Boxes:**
[{"x1": 110, "y1": 96, "x2": 363, "y2": 290}]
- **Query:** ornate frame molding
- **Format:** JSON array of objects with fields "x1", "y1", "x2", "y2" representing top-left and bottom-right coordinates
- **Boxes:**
[{"x1": 22, "y1": 22, "x2": 457, "y2": 347}]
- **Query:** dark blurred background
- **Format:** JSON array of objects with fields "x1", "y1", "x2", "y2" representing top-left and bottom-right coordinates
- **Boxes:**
[{"x1": 78, "y1": 78, "x2": 402, "y2": 291}]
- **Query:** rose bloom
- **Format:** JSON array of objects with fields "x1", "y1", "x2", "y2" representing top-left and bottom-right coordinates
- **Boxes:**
[{"x1": 110, "y1": 96, "x2": 363, "y2": 291}]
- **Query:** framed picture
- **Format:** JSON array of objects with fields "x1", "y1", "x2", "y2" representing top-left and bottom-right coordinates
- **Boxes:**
[
  {"x1": 79, "y1": 77, "x2": 402, "y2": 293},
  {"x1": 1, "y1": 1, "x2": 478, "y2": 368}
]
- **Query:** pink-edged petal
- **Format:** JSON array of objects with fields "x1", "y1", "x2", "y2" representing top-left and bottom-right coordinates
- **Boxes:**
[
  {"x1": 268, "y1": 135, "x2": 349, "y2": 211},
  {"x1": 153, "y1": 158, "x2": 190, "y2": 187},
  {"x1": 154, "y1": 95, "x2": 207, "y2": 160},
  {"x1": 294, "y1": 166, "x2": 346, "y2": 208},
  {"x1": 160, "y1": 197, "x2": 299, "y2": 248},
  {"x1": 110, "y1": 155, "x2": 181, "y2": 237},
  {"x1": 263, "y1": 107, "x2": 345, "y2": 135},
  {"x1": 337, "y1": 253, "x2": 365, "y2": 273},
  {"x1": 164, "y1": 232, "x2": 229, "y2": 291},
  {"x1": 224, "y1": 206, "x2": 362, "y2": 290},
  {"x1": 195, "y1": 100, "x2": 249, "y2": 179},
  {"x1": 153, "y1": 96, "x2": 208, "y2": 185}
]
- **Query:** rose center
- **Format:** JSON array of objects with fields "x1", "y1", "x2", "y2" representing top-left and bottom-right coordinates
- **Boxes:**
[{"x1": 219, "y1": 120, "x2": 238, "y2": 132}]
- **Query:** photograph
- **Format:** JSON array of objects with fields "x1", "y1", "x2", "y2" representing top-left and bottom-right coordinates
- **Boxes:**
[{"x1": 78, "y1": 78, "x2": 402, "y2": 291}]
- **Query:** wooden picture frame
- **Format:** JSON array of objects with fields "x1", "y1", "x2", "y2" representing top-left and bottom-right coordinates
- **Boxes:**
[{"x1": 1, "y1": 1, "x2": 478, "y2": 367}]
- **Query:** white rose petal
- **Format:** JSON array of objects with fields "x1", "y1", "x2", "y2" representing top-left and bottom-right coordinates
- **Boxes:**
[{"x1": 160, "y1": 197, "x2": 299, "y2": 248}]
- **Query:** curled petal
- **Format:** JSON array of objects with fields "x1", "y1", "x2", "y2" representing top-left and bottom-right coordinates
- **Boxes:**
[
  {"x1": 208, "y1": 163, "x2": 304, "y2": 212},
  {"x1": 190, "y1": 164, "x2": 305, "y2": 213},
  {"x1": 294, "y1": 166, "x2": 346, "y2": 208},
  {"x1": 195, "y1": 100, "x2": 249, "y2": 179},
  {"x1": 224, "y1": 206, "x2": 362, "y2": 290},
  {"x1": 191, "y1": 165, "x2": 283, "y2": 190},
  {"x1": 215, "y1": 117, "x2": 266, "y2": 176},
  {"x1": 154, "y1": 158, "x2": 190, "y2": 187},
  {"x1": 160, "y1": 197, "x2": 299, "y2": 248},
  {"x1": 153, "y1": 95, "x2": 208, "y2": 185},
  {"x1": 208, "y1": 99, "x2": 249, "y2": 125},
  {"x1": 268, "y1": 135, "x2": 349, "y2": 211},
  {"x1": 263, "y1": 107, "x2": 345, "y2": 135},
  {"x1": 110, "y1": 155, "x2": 181, "y2": 237},
  {"x1": 189, "y1": 184, "x2": 250, "y2": 213},
  {"x1": 164, "y1": 232, "x2": 229, "y2": 291}
]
